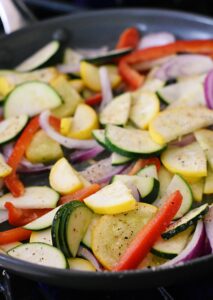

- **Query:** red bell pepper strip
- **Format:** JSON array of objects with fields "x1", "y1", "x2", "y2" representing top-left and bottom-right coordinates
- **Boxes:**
[
  {"x1": 5, "y1": 202, "x2": 51, "y2": 227},
  {"x1": 4, "y1": 116, "x2": 40, "y2": 197},
  {"x1": 0, "y1": 227, "x2": 32, "y2": 245},
  {"x1": 128, "y1": 157, "x2": 161, "y2": 176},
  {"x1": 85, "y1": 93, "x2": 102, "y2": 106},
  {"x1": 59, "y1": 184, "x2": 101, "y2": 205},
  {"x1": 116, "y1": 27, "x2": 140, "y2": 50},
  {"x1": 119, "y1": 40, "x2": 213, "y2": 89},
  {"x1": 113, "y1": 190, "x2": 182, "y2": 271},
  {"x1": 49, "y1": 116, "x2": 61, "y2": 132}
]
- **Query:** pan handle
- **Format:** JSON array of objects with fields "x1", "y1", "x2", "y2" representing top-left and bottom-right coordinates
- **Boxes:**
[{"x1": 0, "y1": 0, "x2": 36, "y2": 34}]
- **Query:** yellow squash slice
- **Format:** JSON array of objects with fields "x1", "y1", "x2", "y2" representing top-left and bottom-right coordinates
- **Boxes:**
[
  {"x1": 80, "y1": 62, "x2": 121, "y2": 92},
  {"x1": 161, "y1": 142, "x2": 207, "y2": 178},
  {"x1": 149, "y1": 106, "x2": 213, "y2": 144}
]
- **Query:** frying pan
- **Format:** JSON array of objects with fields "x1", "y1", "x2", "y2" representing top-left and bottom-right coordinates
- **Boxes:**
[{"x1": 0, "y1": 0, "x2": 212, "y2": 290}]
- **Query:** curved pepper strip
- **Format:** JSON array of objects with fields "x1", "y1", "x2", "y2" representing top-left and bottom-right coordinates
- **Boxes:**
[{"x1": 119, "y1": 40, "x2": 213, "y2": 89}]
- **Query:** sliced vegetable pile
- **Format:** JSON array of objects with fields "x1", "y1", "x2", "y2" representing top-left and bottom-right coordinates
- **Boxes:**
[{"x1": 0, "y1": 28, "x2": 212, "y2": 272}]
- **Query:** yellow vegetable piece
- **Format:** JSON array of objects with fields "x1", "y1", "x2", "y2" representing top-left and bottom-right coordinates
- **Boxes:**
[
  {"x1": 149, "y1": 106, "x2": 213, "y2": 145},
  {"x1": 68, "y1": 104, "x2": 99, "y2": 139},
  {"x1": 84, "y1": 181, "x2": 136, "y2": 215},
  {"x1": 26, "y1": 130, "x2": 63, "y2": 164},
  {"x1": 80, "y1": 61, "x2": 121, "y2": 92},
  {"x1": 0, "y1": 77, "x2": 13, "y2": 98},
  {"x1": 30, "y1": 228, "x2": 52, "y2": 245},
  {"x1": 49, "y1": 157, "x2": 83, "y2": 195},
  {"x1": 0, "y1": 68, "x2": 59, "y2": 99},
  {"x1": 0, "y1": 154, "x2": 12, "y2": 177},
  {"x1": 194, "y1": 129, "x2": 213, "y2": 170},
  {"x1": 51, "y1": 76, "x2": 82, "y2": 118},
  {"x1": 60, "y1": 117, "x2": 73, "y2": 136},
  {"x1": 130, "y1": 91, "x2": 160, "y2": 129},
  {"x1": 92, "y1": 203, "x2": 157, "y2": 270},
  {"x1": 68, "y1": 258, "x2": 96, "y2": 272},
  {"x1": 190, "y1": 179, "x2": 204, "y2": 202},
  {"x1": 161, "y1": 142, "x2": 207, "y2": 178},
  {"x1": 204, "y1": 167, "x2": 213, "y2": 194},
  {"x1": 69, "y1": 79, "x2": 84, "y2": 92}
]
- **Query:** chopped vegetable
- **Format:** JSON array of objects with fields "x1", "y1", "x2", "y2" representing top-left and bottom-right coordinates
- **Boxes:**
[
  {"x1": 5, "y1": 116, "x2": 40, "y2": 197},
  {"x1": 113, "y1": 190, "x2": 182, "y2": 270},
  {"x1": 0, "y1": 227, "x2": 32, "y2": 245},
  {"x1": 116, "y1": 27, "x2": 140, "y2": 50},
  {"x1": 5, "y1": 202, "x2": 51, "y2": 226},
  {"x1": 59, "y1": 184, "x2": 101, "y2": 205}
]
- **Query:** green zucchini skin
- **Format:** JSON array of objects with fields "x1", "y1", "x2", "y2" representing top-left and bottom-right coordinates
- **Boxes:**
[
  {"x1": 142, "y1": 178, "x2": 160, "y2": 204},
  {"x1": 162, "y1": 204, "x2": 209, "y2": 240},
  {"x1": 83, "y1": 48, "x2": 132, "y2": 65},
  {"x1": 51, "y1": 201, "x2": 92, "y2": 257}
]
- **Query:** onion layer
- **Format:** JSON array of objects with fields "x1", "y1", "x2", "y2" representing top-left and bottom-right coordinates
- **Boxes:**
[
  {"x1": 162, "y1": 221, "x2": 205, "y2": 267},
  {"x1": 204, "y1": 69, "x2": 213, "y2": 109},
  {"x1": 39, "y1": 111, "x2": 97, "y2": 149}
]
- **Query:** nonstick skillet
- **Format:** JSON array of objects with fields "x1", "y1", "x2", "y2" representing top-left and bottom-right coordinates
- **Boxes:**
[{"x1": 0, "y1": 1, "x2": 212, "y2": 290}]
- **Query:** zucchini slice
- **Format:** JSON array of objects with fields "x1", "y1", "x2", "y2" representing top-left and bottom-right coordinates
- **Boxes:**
[
  {"x1": 157, "y1": 81, "x2": 203, "y2": 105},
  {"x1": 151, "y1": 226, "x2": 193, "y2": 259},
  {"x1": 82, "y1": 214, "x2": 101, "y2": 249},
  {"x1": 111, "y1": 153, "x2": 132, "y2": 166},
  {"x1": 92, "y1": 129, "x2": 107, "y2": 148},
  {"x1": 112, "y1": 175, "x2": 159, "y2": 204},
  {"x1": 68, "y1": 258, "x2": 96, "y2": 272},
  {"x1": 4, "y1": 81, "x2": 62, "y2": 118},
  {"x1": 0, "y1": 115, "x2": 28, "y2": 145},
  {"x1": 194, "y1": 129, "x2": 213, "y2": 170},
  {"x1": 8, "y1": 243, "x2": 67, "y2": 269},
  {"x1": 52, "y1": 201, "x2": 93, "y2": 257},
  {"x1": 0, "y1": 186, "x2": 59, "y2": 210},
  {"x1": 26, "y1": 130, "x2": 63, "y2": 164},
  {"x1": 137, "y1": 164, "x2": 158, "y2": 180},
  {"x1": 105, "y1": 125, "x2": 166, "y2": 158},
  {"x1": 100, "y1": 92, "x2": 131, "y2": 126},
  {"x1": 149, "y1": 106, "x2": 213, "y2": 145},
  {"x1": 130, "y1": 92, "x2": 160, "y2": 129},
  {"x1": 92, "y1": 203, "x2": 157, "y2": 270},
  {"x1": 162, "y1": 203, "x2": 208, "y2": 239},
  {"x1": 51, "y1": 76, "x2": 83, "y2": 118},
  {"x1": 24, "y1": 205, "x2": 61, "y2": 231},
  {"x1": 161, "y1": 142, "x2": 207, "y2": 178},
  {"x1": 167, "y1": 174, "x2": 193, "y2": 219},
  {"x1": 16, "y1": 41, "x2": 61, "y2": 72},
  {"x1": 30, "y1": 228, "x2": 52, "y2": 245},
  {"x1": 138, "y1": 253, "x2": 168, "y2": 269},
  {"x1": 84, "y1": 48, "x2": 132, "y2": 65}
]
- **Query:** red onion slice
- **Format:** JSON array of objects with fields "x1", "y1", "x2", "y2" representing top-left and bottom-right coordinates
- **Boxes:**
[
  {"x1": 77, "y1": 246, "x2": 102, "y2": 271},
  {"x1": 138, "y1": 32, "x2": 175, "y2": 49},
  {"x1": 125, "y1": 182, "x2": 140, "y2": 202},
  {"x1": 39, "y1": 111, "x2": 97, "y2": 149},
  {"x1": 161, "y1": 221, "x2": 205, "y2": 268},
  {"x1": 80, "y1": 157, "x2": 129, "y2": 184},
  {"x1": 169, "y1": 133, "x2": 196, "y2": 147},
  {"x1": 132, "y1": 55, "x2": 175, "y2": 72},
  {"x1": 99, "y1": 67, "x2": 113, "y2": 112},
  {"x1": 204, "y1": 69, "x2": 213, "y2": 109},
  {"x1": 155, "y1": 55, "x2": 213, "y2": 81},
  {"x1": 204, "y1": 205, "x2": 213, "y2": 252},
  {"x1": 70, "y1": 144, "x2": 104, "y2": 164}
]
